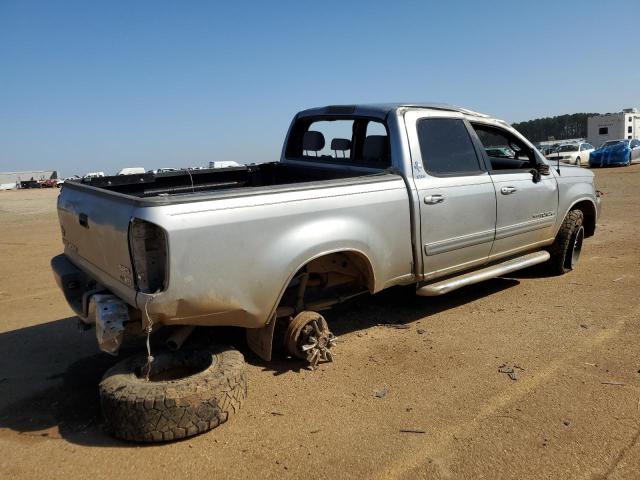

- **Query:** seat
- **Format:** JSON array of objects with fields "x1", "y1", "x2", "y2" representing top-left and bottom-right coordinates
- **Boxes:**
[
  {"x1": 303, "y1": 131, "x2": 325, "y2": 157},
  {"x1": 362, "y1": 135, "x2": 390, "y2": 165},
  {"x1": 331, "y1": 138, "x2": 352, "y2": 158}
]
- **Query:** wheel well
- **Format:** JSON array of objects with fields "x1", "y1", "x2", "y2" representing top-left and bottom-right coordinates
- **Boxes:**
[
  {"x1": 308, "y1": 251, "x2": 375, "y2": 292},
  {"x1": 276, "y1": 251, "x2": 375, "y2": 317},
  {"x1": 571, "y1": 200, "x2": 596, "y2": 237}
]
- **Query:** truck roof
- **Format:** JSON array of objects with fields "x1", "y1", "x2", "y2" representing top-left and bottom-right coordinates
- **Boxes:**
[{"x1": 298, "y1": 103, "x2": 491, "y2": 120}]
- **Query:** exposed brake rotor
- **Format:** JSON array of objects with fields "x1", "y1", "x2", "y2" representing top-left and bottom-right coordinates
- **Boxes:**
[{"x1": 285, "y1": 311, "x2": 336, "y2": 369}]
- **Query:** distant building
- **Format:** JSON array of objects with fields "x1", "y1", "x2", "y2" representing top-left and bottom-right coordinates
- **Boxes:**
[
  {"x1": 587, "y1": 108, "x2": 640, "y2": 147},
  {"x1": 0, "y1": 170, "x2": 58, "y2": 190}
]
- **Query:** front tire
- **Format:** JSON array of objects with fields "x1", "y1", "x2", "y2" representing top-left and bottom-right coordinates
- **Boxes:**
[
  {"x1": 576, "y1": 156, "x2": 581, "y2": 167},
  {"x1": 546, "y1": 209, "x2": 584, "y2": 275}
]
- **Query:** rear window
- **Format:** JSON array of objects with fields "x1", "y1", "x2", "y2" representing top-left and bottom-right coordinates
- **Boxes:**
[
  {"x1": 301, "y1": 120, "x2": 354, "y2": 159},
  {"x1": 417, "y1": 118, "x2": 482, "y2": 175},
  {"x1": 285, "y1": 117, "x2": 391, "y2": 167}
]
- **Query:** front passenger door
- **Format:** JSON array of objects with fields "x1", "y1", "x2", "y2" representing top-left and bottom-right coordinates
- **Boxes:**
[{"x1": 469, "y1": 122, "x2": 559, "y2": 260}]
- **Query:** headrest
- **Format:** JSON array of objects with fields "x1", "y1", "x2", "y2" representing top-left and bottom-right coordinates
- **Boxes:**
[
  {"x1": 363, "y1": 135, "x2": 389, "y2": 162},
  {"x1": 303, "y1": 131, "x2": 325, "y2": 152},
  {"x1": 331, "y1": 138, "x2": 352, "y2": 151}
]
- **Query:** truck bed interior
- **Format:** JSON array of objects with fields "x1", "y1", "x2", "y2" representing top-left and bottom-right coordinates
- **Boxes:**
[
  {"x1": 78, "y1": 114, "x2": 394, "y2": 198},
  {"x1": 79, "y1": 162, "x2": 387, "y2": 198}
]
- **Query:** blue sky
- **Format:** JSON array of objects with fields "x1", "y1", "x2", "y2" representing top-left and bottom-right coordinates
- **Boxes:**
[{"x1": 1, "y1": 0, "x2": 639, "y2": 177}]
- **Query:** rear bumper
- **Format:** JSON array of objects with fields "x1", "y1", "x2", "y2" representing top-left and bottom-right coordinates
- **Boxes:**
[{"x1": 51, "y1": 254, "x2": 105, "y2": 320}]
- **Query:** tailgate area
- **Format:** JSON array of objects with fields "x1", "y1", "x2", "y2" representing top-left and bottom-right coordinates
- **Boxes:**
[{"x1": 57, "y1": 185, "x2": 138, "y2": 298}]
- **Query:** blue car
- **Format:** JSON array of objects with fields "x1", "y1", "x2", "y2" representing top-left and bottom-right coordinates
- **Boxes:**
[{"x1": 589, "y1": 139, "x2": 640, "y2": 167}]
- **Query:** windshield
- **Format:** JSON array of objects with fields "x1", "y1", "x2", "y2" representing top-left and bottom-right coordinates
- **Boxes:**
[
  {"x1": 558, "y1": 145, "x2": 579, "y2": 152},
  {"x1": 601, "y1": 140, "x2": 625, "y2": 148}
]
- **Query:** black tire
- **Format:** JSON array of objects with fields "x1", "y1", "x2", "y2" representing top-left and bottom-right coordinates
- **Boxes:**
[
  {"x1": 99, "y1": 346, "x2": 247, "y2": 442},
  {"x1": 546, "y1": 209, "x2": 584, "y2": 275}
]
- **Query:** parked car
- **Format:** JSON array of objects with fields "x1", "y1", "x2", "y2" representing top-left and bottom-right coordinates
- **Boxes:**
[
  {"x1": 83, "y1": 171, "x2": 105, "y2": 179},
  {"x1": 52, "y1": 103, "x2": 601, "y2": 443},
  {"x1": 41, "y1": 178, "x2": 61, "y2": 188},
  {"x1": 117, "y1": 167, "x2": 146, "y2": 175},
  {"x1": 148, "y1": 168, "x2": 181, "y2": 174},
  {"x1": 19, "y1": 179, "x2": 40, "y2": 189},
  {"x1": 209, "y1": 161, "x2": 242, "y2": 168},
  {"x1": 589, "y1": 139, "x2": 640, "y2": 167},
  {"x1": 539, "y1": 145, "x2": 557, "y2": 156},
  {"x1": 484, "y1": 146, "x2": 515, "y2": 158},
  {"x1": 546, "y1": 142, "x2": 594, "y2": 167}
]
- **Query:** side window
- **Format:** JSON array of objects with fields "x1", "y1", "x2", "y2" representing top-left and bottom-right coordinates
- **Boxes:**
[
  {"x1": 416, "y1": 118, "x2": 482, "y2": 175},
  {"x1": 631, "y1": 140, "x2": 640, "y2": 148},
  {"x1": 584, "y1": 143, "x2": 594, "y2": 150},
  {"x1": 471, "y1": 123, "x2": 536, "y2": 171}
]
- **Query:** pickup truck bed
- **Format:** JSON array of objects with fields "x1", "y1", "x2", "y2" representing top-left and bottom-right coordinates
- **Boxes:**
[{"x1": 82, "y1": 162, "x2": 385, "y2": 200}]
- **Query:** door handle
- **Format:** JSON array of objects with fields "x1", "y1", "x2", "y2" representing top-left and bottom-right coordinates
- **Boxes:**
[
  {"x1": 424, "y1": 194, "x2": 445, "y2": 204},
  {"x1": 501, "y1": 186, "x2": 517, "y2": 195}
]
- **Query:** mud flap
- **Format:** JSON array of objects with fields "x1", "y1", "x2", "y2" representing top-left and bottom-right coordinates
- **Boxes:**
[{"x1": 246, "y1": 316, "x2": 276, "y2": 361}]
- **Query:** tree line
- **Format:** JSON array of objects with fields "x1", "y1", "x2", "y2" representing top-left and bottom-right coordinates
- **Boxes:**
[{"x1": 512, "y1": 113, "x2": 601, "y2": 142}]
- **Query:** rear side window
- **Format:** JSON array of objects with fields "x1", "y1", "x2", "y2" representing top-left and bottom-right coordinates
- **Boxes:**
[{"x1": 417, "y1": 118, "x2": 482, "y2": 175}]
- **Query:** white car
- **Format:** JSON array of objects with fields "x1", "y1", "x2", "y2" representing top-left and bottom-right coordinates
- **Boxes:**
[
  {"x1": 546, "y1": 142, "x2": 594, "y2": 167},
  {"x1": 117, "y1": 167, "x2": 146, "y2": 175}
]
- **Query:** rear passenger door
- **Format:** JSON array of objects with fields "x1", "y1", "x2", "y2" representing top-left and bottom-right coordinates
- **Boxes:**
[{"x1": 405, "y1": 112, "x2": 497, "y2": 280}]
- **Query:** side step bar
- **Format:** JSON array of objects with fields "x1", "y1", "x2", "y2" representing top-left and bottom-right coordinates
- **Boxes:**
[{"x1": 416, "y1": 251, "x2": 550, "y2": 297}]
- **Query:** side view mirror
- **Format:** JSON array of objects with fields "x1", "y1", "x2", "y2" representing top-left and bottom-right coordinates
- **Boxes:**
[
  {"x1": 530, "y1": 168, "x2": 541, "y2": 183},
  {"x1": 530, "y1": 163, "x2": 550, "y2": 183},
  {"x1": 537, "y1": 163, "x2": 550, "y2": 175}
]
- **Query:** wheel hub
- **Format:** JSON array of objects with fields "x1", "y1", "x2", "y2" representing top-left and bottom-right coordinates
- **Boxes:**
[
  {"x1": 285, "y1": 311, "x2": 336, "y2": 369},
  {"x1": 570, "y1": 226, "x2": 585, "y2": 268}
]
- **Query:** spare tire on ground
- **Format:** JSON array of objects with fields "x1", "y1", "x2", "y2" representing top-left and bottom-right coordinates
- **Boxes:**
[{"x1": 99, "y1": 346, "x2": 247, "y2": 442}]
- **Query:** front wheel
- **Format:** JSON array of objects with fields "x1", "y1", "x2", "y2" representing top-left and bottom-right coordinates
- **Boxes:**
[
  {"x1": 576, "y1": 156, "x2": 581, "y2": 167},
  {"x1": 546, "y1": 209, "x2": 584, "y2": 275}
]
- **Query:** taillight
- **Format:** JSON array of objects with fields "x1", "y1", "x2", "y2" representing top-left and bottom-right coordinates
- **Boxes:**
[{"x1": 129, "y1": 219, "x2": 168, "y2": 293}]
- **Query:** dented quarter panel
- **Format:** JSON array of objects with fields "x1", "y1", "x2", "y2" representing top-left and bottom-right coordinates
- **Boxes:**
[{"x1": 134, "y1": 175, "x2": 413, "y2": 327}]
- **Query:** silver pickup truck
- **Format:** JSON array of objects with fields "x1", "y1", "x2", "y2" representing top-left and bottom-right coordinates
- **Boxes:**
[{"x1": 52, "y1": 103, "x2": 601, "y2": 442}]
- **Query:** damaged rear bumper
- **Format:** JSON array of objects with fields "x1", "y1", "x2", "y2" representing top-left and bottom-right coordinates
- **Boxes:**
[
  {"x1": 51, "y1": 254, "x2": 103, "y2": 321},
  {"x1": 51, "y1": 254, "x2": 133, "y2": 354}
]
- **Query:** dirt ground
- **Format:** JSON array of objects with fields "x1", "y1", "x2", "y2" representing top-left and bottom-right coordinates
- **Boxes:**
[{"x1": 1, "y1": 167, "x2": 639, "y2": 480}]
